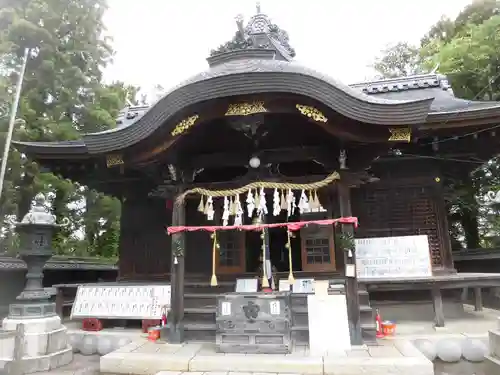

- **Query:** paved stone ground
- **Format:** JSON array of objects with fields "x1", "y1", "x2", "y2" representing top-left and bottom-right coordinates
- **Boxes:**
[
  {"x1": 100, "y1": 339, "x2": 433, "y2": 374},
  {"x1": 34, "y1": 305, "x2": 499, "y2": 375},
  {"x1": 28, "y1": 348, "x2": 487, "y2": 375},
  {"x1": 31, "y1": 354, "x2": 99, "y2": 375},
  {"x1": 434, "y1": 360, "x2": 486, "y2": 375}
]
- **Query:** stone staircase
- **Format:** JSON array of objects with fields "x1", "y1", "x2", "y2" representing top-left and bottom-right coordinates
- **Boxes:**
[
  {"x1": 358, "y1": 283, "x2": 377, "y2": 344},
  {"x1": 485, "y1": 317, "x2": 500, "y2": 372},
  {"x1": 180, "y1": 280, "x2": 377, "y2": 345}
]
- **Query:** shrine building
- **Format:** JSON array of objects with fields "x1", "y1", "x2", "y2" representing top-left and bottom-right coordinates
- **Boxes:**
[{"x1": 14, "y1": 7, "x2": 500, "y2": 345}]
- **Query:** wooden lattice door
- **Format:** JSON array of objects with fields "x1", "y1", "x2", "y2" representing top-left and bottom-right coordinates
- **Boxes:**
[
  {"x1": 216, "y1": 230, "x2": 246, "y2": 274},
  {"x1": 300, "y1": 225, "x2": 336, "y2": 272}
]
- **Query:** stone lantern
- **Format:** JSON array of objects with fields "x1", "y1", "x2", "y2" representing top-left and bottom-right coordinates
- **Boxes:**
[{"x1": 2, "y1": 193, "x2": 72, "y2": 373}]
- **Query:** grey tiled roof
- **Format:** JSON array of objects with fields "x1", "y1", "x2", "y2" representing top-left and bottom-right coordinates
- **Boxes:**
[
  {"x1": 349, "y1": 73, "x2": 500, "y2": 114},
  {"x1": 80, "y1": 58, "x2": 434, "y2": 154},
  {"x1": 12, "y1": 63, "x2": 500, "y2": 156}
]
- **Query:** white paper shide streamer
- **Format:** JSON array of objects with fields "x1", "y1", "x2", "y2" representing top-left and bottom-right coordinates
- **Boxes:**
[
  {"x1": 246, "y1": 189, "x2": 255, "y2": 218},
  {"x1": 234, "y1": 194, "x2": 243, "y2": 226},
  {"x1": 273, "y1": 188, "x2": 280, "y2": 216},
  {"x1": 206, "y1": 196, "x2": 214, "y2": 220},
  {"x1": 222, "y1": 196, "x2": 229, "y2": 226},
  {"x1": 256, "y1": 187, "x2": 268, "y2": 217}
]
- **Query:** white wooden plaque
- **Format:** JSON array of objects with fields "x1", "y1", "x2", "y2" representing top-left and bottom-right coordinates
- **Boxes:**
[
  {"x1": 355, "y1": 235, "x2": 432, "y2": 279},
  {"x1": 71, "y1": 284, "x2": 171, "y2": 320},
  {"x1": 235, "y1": 278, "x2": 258, "y2": 293},
  {"x1": 307, "y1": 294, "x2": 351, "y2": 356},
  {"x1": 278, "y1": 279, "x2": 291, "y2": 292},
  {"x1": 292, "y1": 278, "x2": 315, "y2": 294}
]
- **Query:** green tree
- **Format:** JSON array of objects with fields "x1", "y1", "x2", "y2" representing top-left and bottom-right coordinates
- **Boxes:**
[
  {"x1": 0, "y1": 0, "x2": 135, "y2": 257},
  {"x1": 371, "y1": 0, "x2": 500, "y2": 249},
  {"x1": 372, "y1": 42, "x2": 421, "y2": 78}
]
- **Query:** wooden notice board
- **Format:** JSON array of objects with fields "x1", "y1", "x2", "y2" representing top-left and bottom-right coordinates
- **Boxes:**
[
  {"x1": 355, "y1": 235, "x2": 432, "y2": 279},
  {"x1": 70, "y1": 284, "x2": 171, "y2": 320}
]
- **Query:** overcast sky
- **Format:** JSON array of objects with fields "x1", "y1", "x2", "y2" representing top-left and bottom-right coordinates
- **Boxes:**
[{"x1": 103, "y1": 0, "x2": 472, "y2": 95}]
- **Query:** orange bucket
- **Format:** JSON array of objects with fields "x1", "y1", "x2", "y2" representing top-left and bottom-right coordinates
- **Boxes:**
[
  {"x1": 147, "y1": 326, "x2": 161, "y2": 341},
  {"x1": 382, "y1": 321, "x2": 396, "y2": 337}
]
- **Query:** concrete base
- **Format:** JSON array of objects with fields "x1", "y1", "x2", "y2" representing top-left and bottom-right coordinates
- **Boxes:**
[
  {"x1": 0, "y1": 315, "x2": 73, "y2": 373},
  {"x1": 100, "y1": 339, "x2": 433, "y2": 375}
]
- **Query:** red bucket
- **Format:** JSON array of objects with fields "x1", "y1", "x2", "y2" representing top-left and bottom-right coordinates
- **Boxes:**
[{"x1": 382, "y1": 321, "x2": 396, "y2": 337}]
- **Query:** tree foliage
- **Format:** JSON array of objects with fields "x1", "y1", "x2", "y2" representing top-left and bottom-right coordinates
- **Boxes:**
[
  {"x1": 372, "y1": 42, "x2": 422, "y2": 78},
  {"x1": 372, "y1": 0, "x2": 500, "y2": 249},
  {"x1": 0, "y1": 0, "x2": 136, "y2": 257}
]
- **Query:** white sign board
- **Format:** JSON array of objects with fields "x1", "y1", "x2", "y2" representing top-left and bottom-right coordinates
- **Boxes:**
[
  {"x1": 292, "y1": 278, "x2": 315, "y2": 294},
  {"x1": 307, "y1": 294, "x2": 351, "y2": 356},
  {"x1": 235, "y1": 278, "x2": 258, "y2": 293},
  {"x1": 355, "y1": 235, "x2": 432, "y2": 279},
  {"x1": 70, "y1": 285, "x2": 171, "y2": 320},
  {"x1": 278, "y1": 279, "x2": 291, "y2": 292}
]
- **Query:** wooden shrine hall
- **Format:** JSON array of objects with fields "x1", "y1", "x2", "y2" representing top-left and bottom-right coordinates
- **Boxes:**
[{"x1": 14, "y1": 6, "x2": 500, "y2": 345}]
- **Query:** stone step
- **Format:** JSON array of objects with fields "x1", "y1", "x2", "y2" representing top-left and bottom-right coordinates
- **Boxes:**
[
  {"x1": 485, "y1": 354, "x2": 500, "y2": 374},
  {"x1": 489, "y1": 330, "x2": 500, "y2": 358},
  {"x1": 358, "y1": 290, "x2": 370, "y2": 306},
  {"x1": 181, "y1": 288, "x2": 375, "y2": 346}
]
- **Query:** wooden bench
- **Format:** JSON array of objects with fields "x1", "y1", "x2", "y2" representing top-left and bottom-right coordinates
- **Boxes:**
[{"x1": 361, "y1": 273, "x2": 500, "y2": 327}]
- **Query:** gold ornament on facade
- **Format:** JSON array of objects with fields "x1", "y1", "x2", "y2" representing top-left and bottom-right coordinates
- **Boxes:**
[
  {"x1": 225, "y1": 101, "x2": 268, "y2": 116},
  {"x1": 171, "y1": 115, "x2": 199, "y2": 136},
  {"x1": 388, "y1": 127, "x2": 412, "y2": 143},
  {"x1": 296, "y1": 104, "x2": 328, "y2": 123},
  {"x1": 106, "y1": 154, "x2": 124, "y2": 168}
]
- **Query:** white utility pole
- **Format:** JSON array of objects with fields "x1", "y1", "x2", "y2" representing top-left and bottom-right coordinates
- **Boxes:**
[{"x1": 0, "y1": 48, "x2": 29, "y2": 200}]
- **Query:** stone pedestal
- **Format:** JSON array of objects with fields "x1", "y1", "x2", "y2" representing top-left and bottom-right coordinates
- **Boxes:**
[
  {"x1": 1, "y1": 316, "x2": 72, "y2": 373},
  {"x1": 0, "y1": 193, "x2": 72, "y2": 373}
]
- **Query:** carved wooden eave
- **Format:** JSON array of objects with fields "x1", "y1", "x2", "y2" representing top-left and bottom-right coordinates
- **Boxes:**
[
  {"x1": 388, "y1": 127, "x2": 412, "y2": 143},
  {"x1": 296, "y1": 104, "x2": 328, "y2": 123},
  {"x1": 225, "y1": 101, "x2": 268, "y2": 116}
]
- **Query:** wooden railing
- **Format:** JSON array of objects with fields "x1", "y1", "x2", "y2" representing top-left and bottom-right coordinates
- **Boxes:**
[
  {"x1": 54, "y1": 284, "x2": 81, "y2": 318},
  {"x1": 452, "y1": 247, "x2": 500, "y2": 261}
]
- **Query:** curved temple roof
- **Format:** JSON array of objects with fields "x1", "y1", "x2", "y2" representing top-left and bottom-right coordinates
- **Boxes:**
[{"x1": 14, "y1": 5, "x2": 500, "y2": 157}]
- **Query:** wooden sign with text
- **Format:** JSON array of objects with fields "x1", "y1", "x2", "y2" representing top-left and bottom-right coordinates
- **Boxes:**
[
  {"x1": 355, "y1": 235, "x2": 432, "y2": 279},
  {"x1": 70, "y1": 284, "x2": 171, "y2": 320}
]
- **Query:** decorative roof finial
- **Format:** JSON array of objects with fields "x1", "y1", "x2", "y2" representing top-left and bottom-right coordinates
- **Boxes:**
[
  {"x1": 256, "y1": 2, "x2": 261, "y2": 13},
  {"x1": 235, "y1": 13, "x2": 245, "y2": 35}
]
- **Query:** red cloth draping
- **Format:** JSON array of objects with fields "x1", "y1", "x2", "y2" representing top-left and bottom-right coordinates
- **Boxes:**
[{"x1": 166, "y1": 217, "x2": 358, "y2": 235}]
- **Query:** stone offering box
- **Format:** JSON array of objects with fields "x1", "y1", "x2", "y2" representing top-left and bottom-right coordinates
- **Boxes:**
[{"x1": 216, "y1": 292, "x2": 292, "y2": 354}]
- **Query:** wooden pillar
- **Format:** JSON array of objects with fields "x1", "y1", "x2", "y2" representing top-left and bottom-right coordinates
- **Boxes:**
[
  {"x1": 474, "y1": 287, "x2": 483, "y2": 312},
  {"x1": 431, "y1": 285, "x2": 445, "y2": 327},
  {"x1": 433, "y1": 181, "x2": 455, "y2": 273},
  {"x1": 338, "y1": 183, "x2": 363, "y2": 345},
  {"x1": 169, "y1": 191, "x2": 186, "y2": 344}
]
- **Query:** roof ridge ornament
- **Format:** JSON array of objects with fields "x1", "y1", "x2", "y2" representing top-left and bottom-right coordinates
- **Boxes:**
[{"x1": 209, "y1": 5, "x2": 295, "y2": 59}]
